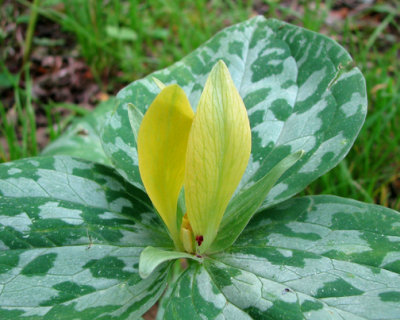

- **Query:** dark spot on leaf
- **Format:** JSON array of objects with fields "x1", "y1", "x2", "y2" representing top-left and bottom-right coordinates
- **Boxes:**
[
  {"x1": 40, "y1": 281, "x2": 96, "y2": 306},
  {"x1": 187, "y1": 55, "x2": 206, "y2": 75},
  {"x1": 301, "y1": 300, "x2": 323, "y2": 312},
  {"x1": 282, "y1": 288, "x2": 291, "y2": 294},
  {"x1": 83, "y1": 256, "x2": 133, "y2": 280},
  {"x1": 270, "y1": 99, "x2": 293, "y2": 121},
  {"x1": 201, "y1": 51, "x2": 211, "y2": 64},
  {"x1": 43, "y1": 302, "x2": 120, "y2": 319},
  {"x1": 379, "y1": 291, "x2": 400, "y2": 302},
  {"x1": 169, "y1": 64, "x2": 195, "y2": 87},
  {"x1": 250, "y1": 42, "x2": 287, "y2": 82},
  {"x1": 228, "y1": 41, "x2": 244, "y2": 59},
  {"x1": 0, "y1": 308, "x2": 25, "y2": 319},
  {"x1": 245, "y1": 300, "x2": 302, "y2": 320},
  {"x1": 0, "y1": 250, "x2": 19, "y2": 274},
  {"x1": 249, "y1": 27, "x2": 267, "y2": 49},
  {"x1": 205, "y1": 261, "x2": 241, "y2": 287},
  {"x1": 315, "y1": 278, "x2": 364, "y2": 298},
  {"x1": 249, "y1": 110, "x2": 264, "y2": 128},
  {"x1": 76, "y1": 129, "x2": 88, "y2": 136},
  {"x1": 381, "y1": 259, "x2": 400, "y2": 274},
  {"x1": 207, "y1": 32, "x2": 224, "y2": 53},
  {"x1": 21, "y1": 253, "x2": 57, "y2": 276},
  {"x1": 191, "y1": 83, "x2": 203, "y2": 93},
  {"x1": 243, "y1": 88, "x2": 270, "y2": 109}
]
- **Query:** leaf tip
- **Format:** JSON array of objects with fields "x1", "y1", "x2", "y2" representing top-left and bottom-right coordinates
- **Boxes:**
[
  {"x1": 152, "y1": 77, "x2": 166, "y2": 90},
  {"x1": 139, "y1": 246, "x2": 154, "y2": 279}
]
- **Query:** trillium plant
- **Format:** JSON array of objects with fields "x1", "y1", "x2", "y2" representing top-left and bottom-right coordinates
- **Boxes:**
[{"x1": 1, "y1": 17, "x2": 399, "y2": 320}]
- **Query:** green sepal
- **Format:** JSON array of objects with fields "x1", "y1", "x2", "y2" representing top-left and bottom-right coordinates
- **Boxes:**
[
  {"x1": 139, "y1": 246, "x2": 202, "y2": 279},
  {"x1": 209, "y1": 150, "x2": 304, "y2": 253}
]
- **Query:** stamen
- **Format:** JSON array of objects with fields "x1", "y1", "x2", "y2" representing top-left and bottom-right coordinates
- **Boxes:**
[{"x1": 180, "y1": 213, "x2": 193, "y2": 253}]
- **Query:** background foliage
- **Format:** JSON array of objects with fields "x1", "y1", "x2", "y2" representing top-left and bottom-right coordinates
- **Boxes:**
[{"x1": 0, "y1": 0, "x2": 399, "y2": 212}]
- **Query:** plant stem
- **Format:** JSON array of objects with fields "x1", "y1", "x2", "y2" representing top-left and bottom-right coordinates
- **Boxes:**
[{"x1": 22, "y1": 0, "x2": 41, "y2": 67}]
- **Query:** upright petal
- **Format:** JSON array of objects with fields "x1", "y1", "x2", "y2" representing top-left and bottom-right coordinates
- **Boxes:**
[
  {"x1": 138, "y1": 85, "x2": 194, "y2": 247},
  {"x1": 185, "y1": 60, "x2": 251, "y2": 253}
]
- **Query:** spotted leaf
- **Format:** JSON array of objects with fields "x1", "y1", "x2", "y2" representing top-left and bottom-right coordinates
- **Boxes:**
[
  {"x1": 100, "y1": 16, "x2": 367, "y2": 208},
  {"x1": 0, "y1": 156, "x2": 173, "y2": 319},
  {"x1": 160, "y1": 196, "x2": 400, "y2": 319}
]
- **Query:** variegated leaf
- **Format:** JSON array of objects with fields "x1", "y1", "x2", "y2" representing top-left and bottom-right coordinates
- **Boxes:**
[
  {"x1": 42, "y1": 99, "x2": 118, "y2": 165},
  {"x1": 160, "y1": 196, "x2": 400, "y2": 319},
  {"x1": 100, "y1": 16, "x2": 367, "y2": 207},
  {"x1": 0, "y1": 156, "x2": 173, "y2": 319}
]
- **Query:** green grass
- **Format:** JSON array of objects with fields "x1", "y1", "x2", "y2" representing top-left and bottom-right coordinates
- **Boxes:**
[
  {"x1": 0, "y1": 65, "x2": 38, "y2": 161},
  {"x1": 305, "y1": 44, "x2": 400, "y2": 210},
  {"x1": 28, "y1": 0, "x2": 253, "y2": 85},
  {"x1": 301, "y1": 3, "x2": 400, "y2": 210},
  {"x1": 1, "y1": 0, "x2": 399, "y2": 209}
]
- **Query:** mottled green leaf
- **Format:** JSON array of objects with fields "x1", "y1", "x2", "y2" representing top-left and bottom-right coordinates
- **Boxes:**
[
  {"x1": 162, "y1": 196, "x2": 400, "y2": 319},
  {"x1": 41, "y1": 99, "x2": 117, "y2": 165},
  {"x1": 0, "y1": 156, "x2": 173, "y2": 319},
  {"x1": 160, "y1": 263, "x2": 251, "y2": 320},
  {"x1": 100, "y1": 16, "x2": 367, "y2": 207}
]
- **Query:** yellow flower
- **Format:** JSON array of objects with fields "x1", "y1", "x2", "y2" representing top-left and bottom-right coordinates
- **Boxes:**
[{"x1": 137, "y1": 60, "x2": 251, "y2": 254}]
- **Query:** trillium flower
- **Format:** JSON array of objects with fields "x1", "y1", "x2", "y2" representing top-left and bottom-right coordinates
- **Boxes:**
[{"x1": 137, "y1": 60, "x2": 251, "y2": 254}]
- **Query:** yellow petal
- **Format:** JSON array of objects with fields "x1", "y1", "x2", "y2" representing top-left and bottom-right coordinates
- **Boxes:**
[
  {"x1": 185, "y1": 60, "x2": 251, "y2": 253},
  {"x1": 138, "y1": 85, "x2": 194, "y2": 247}
]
